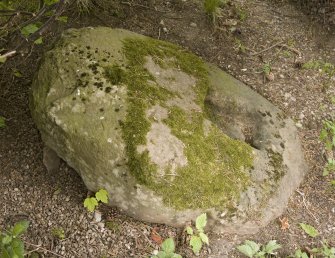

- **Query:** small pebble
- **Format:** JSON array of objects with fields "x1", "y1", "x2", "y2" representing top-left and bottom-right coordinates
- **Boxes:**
[{"x1": 93, "y1": 211, "x2": 102, "y2": 223}]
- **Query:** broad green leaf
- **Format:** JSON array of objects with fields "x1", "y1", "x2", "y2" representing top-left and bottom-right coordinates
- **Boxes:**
[
  {"x1": 34, "y1": 37, "x2": 43, "y2": 45},
  {"x1": 95, "y1": 189, "x2": 108, "y2": 203},
  {"x1": 299, "y1": 223, "x2": 319, "y2": 238},
  {"x1": 44, "y1": 0, "x2": 60, "y2": 5},
  {"x1": 171, "y1": 254, "x2": 182, "y2": 258},
  {"x1": 155, "y1": 251, "x2": 166, "y2": 258},
  {"x1": 12, "y1": 220, "x2": 29, "y2": 237},
  {"x1": 1, "y1": 235, "x2": 12, "y2": 245},
  {"x1": 56, "y1": 16, "x2": 68, "y2": 23},
  {"x1": 21, "y1": 24, "x2": 39, "y2": 37},
  {"x1": 237, "y1": 244, "x2": 255, "y2": 258},
  {"x1": 294, "y1": 249, "x2": 309, "y2": 258},
  {"x1": 13, "y1": 70, "x2": 22, "y2": 77},
  {"x1": 256, "y1": 251, "x2": 266, "y2": 257},
  {"x1": 245, "y1": 240, "x2": 260, "y2": 253},
  {"x1": 186, "y1": 226, "x2": 193, "y2": 235},
  {"x1": 264, "y1": 240, "x2": 281, "y2": 254},
  {"x1": 190, "y1": 235, "x2": 202, "y2": 254},
  {"x1": 325, "y1": 141, "x2": 333, "y2": 151},
  {"x1": 0, "y1": 116, "x2": 5, "y2": 128},
  {"x1": 161, "y1": 238, "x2": 175, "y2": 254},
  {"x1": 11, "y1": 238, "x2": 24, "y2": 258},
  {"x1": 320, "y1": 129, "x2": 328, "y2": 141},
  {"x1": 83, "y1": 197, "x2": 98, "y2": 212},
  {"x1": 199, "y1": 232, "x2": 209, "y2": 245},
  {"x1": 0, "y1": 56, "x2": 6, "y2": 63},
  {"x1": 195, "y1": 213, "x2": 207, "y2": 231}
]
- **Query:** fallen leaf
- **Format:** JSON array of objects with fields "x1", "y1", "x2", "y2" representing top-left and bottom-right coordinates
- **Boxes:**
[
  {"x1": 279, "y1": 217, "x2": 290, "y2": 230},
  {"x1": 151, "y1": 227, "x2": 162, "y2": 245}
]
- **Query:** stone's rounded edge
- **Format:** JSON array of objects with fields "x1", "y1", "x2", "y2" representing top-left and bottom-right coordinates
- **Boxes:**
[{"x1": 205, "y1": 63, "x2": 307, "y2": 235}]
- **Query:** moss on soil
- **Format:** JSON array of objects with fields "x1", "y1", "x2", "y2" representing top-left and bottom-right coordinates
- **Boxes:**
[{"x1": 109, "y1": 37, "x2": 253, "y2": 210}]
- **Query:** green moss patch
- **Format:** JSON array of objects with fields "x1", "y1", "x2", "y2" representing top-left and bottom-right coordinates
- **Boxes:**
[{"x1": 118, "y1": 37, "x2": 253, "y2": 210}]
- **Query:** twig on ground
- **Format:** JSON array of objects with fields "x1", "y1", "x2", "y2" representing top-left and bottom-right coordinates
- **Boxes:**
[
  {"x1": 250, "y1": 40, "x2": 284, "y2": 56},
  {"x1": 296, "y1": 189, "x2": 319, "y2": 223},
  {"x1": 24, "y1": 241, "x2": 66, "y2": 258},
  {"x1": 277, "y1": 43, "x2": 302, "y2": 56},
  {"x1": 0, "y1": 50, "x2": 16, "y2": 58}
]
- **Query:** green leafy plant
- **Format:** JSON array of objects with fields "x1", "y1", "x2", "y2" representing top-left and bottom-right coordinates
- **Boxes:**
[
  {"x1": 237, "y1": 240, "x2": 281, "y2": 258},
  {"x1": 235, "y1": 39, "x2": 246, "y2": 53},
  {"x1": 320, "y1": 120, "x2": 335, "y2": 176},
  {"x1": 0, "y1": 116, "x2": 5, "y2": 128},
  {"x1": 51, "y1": 227, "x2": 65, "y2": 240},
  {"x1": 0, "y1": 220, "x2": 29, "y2": 258},
  {"x1": 292, "y1": 249, "x2": 309, "y2": 258},
  {"x1": 311, "y1": 242, "x2": 335, "y2": 257},
  {"x1": 84, "y1": 189, "x2": 109, "y2": 212},
  {"x1": 303, "y1": 60, "x2": 335, "y2": 77},
  {"x1": 152, "y1": 238, "x2": 182, "y2": 258},
  {"x1": 185, "y1": 213, "x2": 209, "y2": 255},
  {"x1": 204, "y1": 0, "x2": 227, "y2": 23},
  {"x1": 20, "y1": 23, "x2": 40, "y2": 38},
  {"x1": 299, "y1": 223, "x2": 319, "y2": 238},
  {"x1": 262, "y1": 63, "x2": 272, "y2": 76},
  {"x1": 204, "y1": 0, "x2": 220, "y2": 15}
]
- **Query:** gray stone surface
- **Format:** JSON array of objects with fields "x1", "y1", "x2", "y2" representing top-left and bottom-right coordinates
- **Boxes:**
[{"x1": 30, "y1": 27, "x2": 306, "y2": 234}]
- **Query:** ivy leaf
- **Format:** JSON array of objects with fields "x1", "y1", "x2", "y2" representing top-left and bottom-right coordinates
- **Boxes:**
[
  {"x1": 244, "y1": 240, "x2": 260, "y2": 253},
  {"x1": 84, "y1": 197, "x2": 98, "y2": 212},
  {"x1": 0, "y1": 116, "x2": 5, "y2": 128},
  {"x1": 199, "y1": 232, "x2": 209, "y2": 245},
  {"x1": 56, "y1": 16, "x2": 68, "y2": 23},
  {"x1": 299, "y1": 223, "x2": 319, "y2": 238},
  {"x1": 13, "y1": 69, "x2": 22, "y2": 77},
  {"x1": 21, "y1": 24, "x2": 39, "y2": 37},
  {"x1": 11, "y1": 238, "x2": 24, "y2": 258},
  {"x1": 12, "y1": 220, "x2": 29, "y2": 237},
  {"x1": 186, "y1": 226, "x2": 193, "y2": 235},
  {"x1": 95, "y1": 189, "x2": 108, "y2": 203},
  {"x1": 263, "y1": 240, "x2": 281, "y2": 254},
  {"x1": 195, "y1": 213, "x2": 207, "y2": 231},
  {"x1": 295, "y1": 249, "x2": 309, "y2": 258},
  {"x1": 161, "y1": 238, "x2": 175, "y2": 254},
  {"x1": 0, "y1": 55, "x2": 6, "y2": 63},
  {"x1": 237, "y1": 244, "x2": 255, "y2": 258},
  {"x1": 34, "y1": 37, "x2": 43, "y2": 45},
  {"x1": 190, "y1": 235, "x2": 202, "y2": 254},
  {"x1": 237, "y1": 240, "x2": 260, "y2": 257}
]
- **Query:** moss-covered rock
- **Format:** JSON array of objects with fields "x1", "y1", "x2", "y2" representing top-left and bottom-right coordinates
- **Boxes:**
[{"x1": 30, "y1": 27, "x2": 306, "y2": 234}]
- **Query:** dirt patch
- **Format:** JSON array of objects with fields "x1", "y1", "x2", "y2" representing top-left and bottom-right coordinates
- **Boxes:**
[{"x1": 0, "y1": 0, "x2": 335, "y2": 257}]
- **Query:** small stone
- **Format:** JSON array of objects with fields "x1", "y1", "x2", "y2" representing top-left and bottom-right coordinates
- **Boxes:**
[
  {"x1": 295, "y1": 122, "x2": 303, "y2": 128},
  {"x1": 190, "y1": 22, "x2": 197, "y2": 27},
  {"x1": 93, "y1": 211, "x2": 102, "y2": 223}
]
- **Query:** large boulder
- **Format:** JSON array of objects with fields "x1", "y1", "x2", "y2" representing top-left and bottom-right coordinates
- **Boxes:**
[{"x1": 30, "y1": 27, "x2": 306, "y2": 234}]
